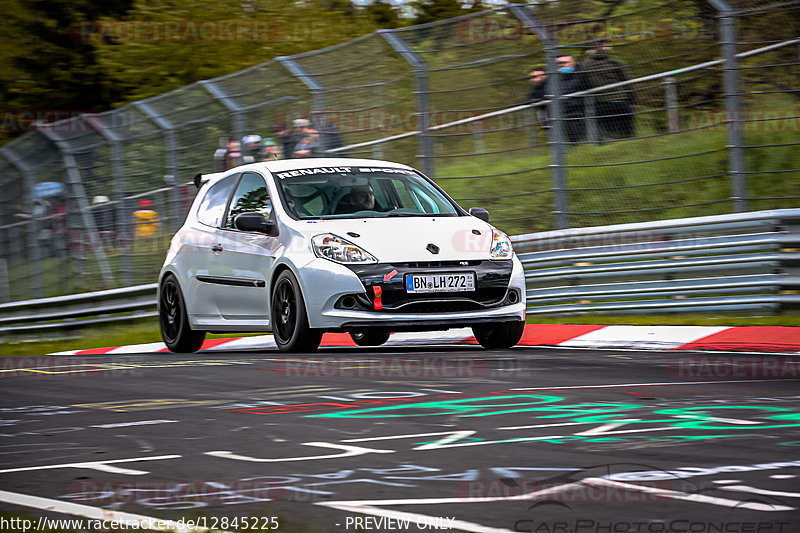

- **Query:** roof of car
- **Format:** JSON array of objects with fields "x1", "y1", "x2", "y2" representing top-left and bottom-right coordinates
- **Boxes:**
[
  {"x1": 258, "y1": 158, "x2": 413, "y2": 173},
  {"x1": 198, "y1": 158, "x2": 415, "y2": 188}
]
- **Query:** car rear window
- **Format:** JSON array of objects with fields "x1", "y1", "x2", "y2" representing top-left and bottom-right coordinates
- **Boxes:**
[{"x1": 197, "y1": 174, "x2": 238, "y2": 228}]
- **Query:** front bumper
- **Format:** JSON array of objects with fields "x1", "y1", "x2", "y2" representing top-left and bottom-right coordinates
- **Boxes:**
[{"x1": 299, "y1": 257, "x2": 526, "y2": 330}]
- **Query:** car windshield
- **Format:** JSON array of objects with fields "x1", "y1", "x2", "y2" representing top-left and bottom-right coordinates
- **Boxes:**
[{"x1": 273, "y1": 165, "x2": 462, "y2": 219}]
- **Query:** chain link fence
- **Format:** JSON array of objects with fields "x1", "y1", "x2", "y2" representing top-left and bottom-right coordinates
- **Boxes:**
[{"x1": 1, "y1": 0, "x2": 798, "y2": 302}]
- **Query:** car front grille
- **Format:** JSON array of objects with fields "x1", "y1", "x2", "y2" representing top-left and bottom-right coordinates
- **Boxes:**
[{"x1": 339, "y1": 260, "x2": 515, "y2": 313}]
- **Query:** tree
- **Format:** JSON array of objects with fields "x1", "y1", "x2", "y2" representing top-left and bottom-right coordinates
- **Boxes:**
[
  {"x1": 89, "y1": 0, "x2": 387, "y2": 104},
  {"x1": 0, "y1": 0, "x2": 133, "y2": 113},
  {"x1": 410, "y1": 0, "x2": 484, "y2": 26}
]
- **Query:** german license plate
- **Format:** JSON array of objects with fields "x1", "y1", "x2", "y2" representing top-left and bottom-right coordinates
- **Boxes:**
[{"x1": 406, "y1": 273, "x2": 475, "y2": 293}]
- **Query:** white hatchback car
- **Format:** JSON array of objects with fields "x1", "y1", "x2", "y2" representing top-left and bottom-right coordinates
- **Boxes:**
[{"x1": 158, "y1": 158, "x2": 526, "y2": 353}]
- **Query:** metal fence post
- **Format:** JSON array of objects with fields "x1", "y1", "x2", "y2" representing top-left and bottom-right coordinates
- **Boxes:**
[
  {"x1": 585, "y1": 95, "x2": 600, "y2": 142},
  {"x1": 132, "y1": 101, "x2": 183, "y2": 229},
  {"x1": 37, "y1": 127, "x2": 115, "y2": 288},
  {"x1": 1, "y1": 146, "x2": 43, "y2": 297},
  {"x1": 546, "y1": 41, "x2": 570, "y2": 229},
  {"x1": 83, "y1": 114, "x2": 132, "y2": 286},
  {"x1": 663, "y1": 77, "x2": 680, "y2": 132},
  {"x1": 200, "y1": 80, "x2": 247, "y2": 143},
  {"x1": 473, "y1": 121, "x2": 485, "y2": 155},
  {"x1": 510, "y1": 5, "x2": 568, "y2": 228},
  {"x1": 709, "y1": 0, "x2": 747, "y2": 213},
  {"x1": 0, "y1": 258, "x2": 8, "y2": 303},
  {"x1": 379, "y1": 29, "x2": 435, "y2": 179},
  {"x1": 661, "y1": 76, "x2": 681, "y2": 133},
  {"x1": 277, "y1": 57, "x2": 326, "y2": 146}
]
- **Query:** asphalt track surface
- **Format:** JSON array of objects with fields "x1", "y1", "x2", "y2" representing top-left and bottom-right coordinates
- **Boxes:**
[{"x1": 1, "y1": 345, "x2": 799, "y2": 533}]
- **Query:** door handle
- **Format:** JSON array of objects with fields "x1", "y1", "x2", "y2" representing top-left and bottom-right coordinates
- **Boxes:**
[{"x1": 212, "y1": 244, "x2": 223, "y2": 253}]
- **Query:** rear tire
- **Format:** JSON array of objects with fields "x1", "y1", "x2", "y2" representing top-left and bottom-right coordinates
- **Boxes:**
[
  {"x1": 350, "y1": 329, "x2": 391, "y2": 347},
  {"x1": 472, "y1": 321, "x2": 524, "y2": 350},
  {"x1": 271, "y1": 270, "x2": 322, "y2": 352},
  {"x1": 159, "y1": 274, "x2": 206, "y2": 353}
]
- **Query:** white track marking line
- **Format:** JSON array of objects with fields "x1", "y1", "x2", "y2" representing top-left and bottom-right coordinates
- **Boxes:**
[
  {"x1": 0, "y1": 455, "x2": 181, "y2": 475},
  {"x1": 0, "y1": 489, "x2": 232, "y2": 532},
  {"x1": 584, "y1": 478, "x2": 795, "y2": 511},
  {"x1": 510, "y1": 378, "x2": 800, "y2": 391},
  {"x1": 716, "y1": 485, "x2": 800, "y2": 498},
  {"x1": 497, "y1": 422, "x2": 587, "y2": 430}
]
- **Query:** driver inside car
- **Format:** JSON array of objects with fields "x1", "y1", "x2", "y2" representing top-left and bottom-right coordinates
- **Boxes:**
[{"x1": 335, "y1": 184, "x2": 384, "y2": 213}]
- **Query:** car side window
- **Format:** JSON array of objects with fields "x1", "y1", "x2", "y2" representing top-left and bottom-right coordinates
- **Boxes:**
[
  {"x1": 226, "y1": 172, "x2": 272, "y2": 229},
  {"x1": 197, "y1": 174, "x2": 238, "y2": 228}
]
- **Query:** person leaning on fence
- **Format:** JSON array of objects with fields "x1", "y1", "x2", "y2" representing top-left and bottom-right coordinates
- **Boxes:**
[
  {"x1": 579, "y1": 41, "x2": 635, "y2": 138},
  {"x1": 133, "y1": 199, "x2": 162, "y2": 243}
]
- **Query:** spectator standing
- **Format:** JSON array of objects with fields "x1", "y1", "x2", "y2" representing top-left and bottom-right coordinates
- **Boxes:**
[
  {"x1": 293, "y1": 128, "x2": 320, "y2": 158},
  {"x1": 213, "y1": 137, "x2": 229, "y2": 172},
  {"x1": 241, "y1": 134, "x2": 262, "y2": 164},
  {"x1": 555, "y1": 54, "x2": 586, "y2": 143},
  {"x1": 133, "y1": 199, "x2": 162, "y2": 251},
  {"x1": 579, "y1": 42, "x2": 635, "y2": 138},
  {"x1": 283, "y1": 118, "x2": 310, "y2": 159},
  {"x1": 225, "y1": 140, "x2": 242, "y2": 170},
  {"x1": 258, "y1": 138, "x2": 281, "y2": 161},
  {"x1": 524, "y1": 67, "x2": 547, "y2": 105},
  {"x1": 92, "y1": 195, "x2": 116, "y2": 247},
  {"x1": 319, "y1": 115, "x2": 346, "y2": 156}
]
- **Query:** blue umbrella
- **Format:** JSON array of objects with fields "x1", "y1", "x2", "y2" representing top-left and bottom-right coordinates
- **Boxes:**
[{"x1": 33, "y1": 181, "x2": 65, "y2": 198}]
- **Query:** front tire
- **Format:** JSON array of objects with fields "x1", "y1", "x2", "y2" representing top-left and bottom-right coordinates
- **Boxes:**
[
  {"x1": 472, "y1": 321, "x2": 524, "y2": 350},
  {"x1": 350, "y1": 328, "x2": 391, "y2": 347},
  {"x1": 271, "y1": 270, "x2": 322, "y2": 352},
  {"x1": 159, "y1": 274, "x2": 206, "y2": 353}
]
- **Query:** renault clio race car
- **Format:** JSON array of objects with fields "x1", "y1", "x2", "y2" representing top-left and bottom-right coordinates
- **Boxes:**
[{"x1": 158, "y1": 158, "x2": 526, "y2": 353}]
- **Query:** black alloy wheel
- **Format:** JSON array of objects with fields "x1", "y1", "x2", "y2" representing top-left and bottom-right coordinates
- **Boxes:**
[
  {"x1": 472, "y1": 321, "x2": 525, "y2": 350},
  {"x1": 271, "y1": 270, "x2": 322, "y2": 352},
  {"x1": 159, "y1": 274, "x2": 206, "y2": 353}
]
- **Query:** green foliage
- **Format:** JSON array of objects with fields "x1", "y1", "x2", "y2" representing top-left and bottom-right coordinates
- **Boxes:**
[
  {"x1": 0, "y1": 0, "x2": 134, "y2": 144},
  {"x1": 410, "y1": 0, "x2": 486, "y2": 25},
  {"x1": 89, "y1": 0, "x2": 386, "y2": 104}
]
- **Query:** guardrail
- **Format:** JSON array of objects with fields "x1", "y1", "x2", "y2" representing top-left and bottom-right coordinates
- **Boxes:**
[
  {"x1": 0, "y1": 283, "x2": 157, "y2": 335},
  {"x1": 2, "y1": 209, "x2": 799, "y2": 336},
  {"x1": 514, "y1": 209, "x2": 800, "y2": 315}
]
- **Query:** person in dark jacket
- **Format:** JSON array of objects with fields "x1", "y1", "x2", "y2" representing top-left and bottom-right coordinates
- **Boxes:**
[
  {"x1": 555, "y1": 54, "x2": 586, "y2": 143},
  {"x1": 525, "y1": 67, "x2": 547, "y2": 104},
  {"x1": 579, "y1": 42, "x2": 635, "y2": 138}
]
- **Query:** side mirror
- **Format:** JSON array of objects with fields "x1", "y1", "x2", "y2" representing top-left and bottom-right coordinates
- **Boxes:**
[
  {"x1": 234, "y1": 212, "x2": 277, "y2": 235},
  {"x1": 469, "y1": 207, "x2": 490, "y2": 223}
]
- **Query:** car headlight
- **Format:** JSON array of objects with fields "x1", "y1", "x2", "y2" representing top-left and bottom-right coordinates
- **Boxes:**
[
  {"x1": 312, "y1": 233, "x2": 378, "y2": 264},
  {"x1": 490, "y1": 229, "x2": 513, "y2": 259}
]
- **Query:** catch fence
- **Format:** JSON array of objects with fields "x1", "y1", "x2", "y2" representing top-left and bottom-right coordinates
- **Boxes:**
[{"x1": 0, "y1": 0, "x2": 798, "y2": 302}]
